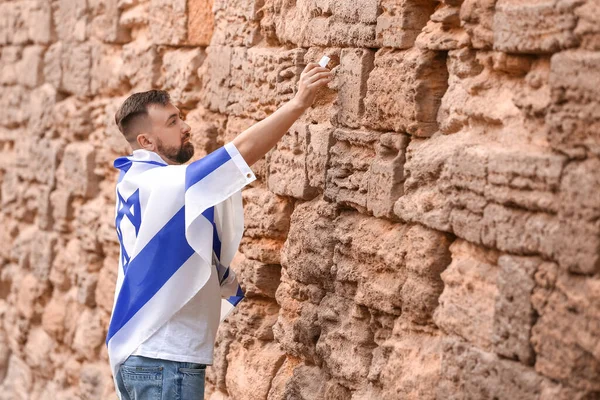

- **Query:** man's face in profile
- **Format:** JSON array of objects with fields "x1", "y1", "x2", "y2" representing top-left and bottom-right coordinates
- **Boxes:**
[{"x1": 147, "y1": 102, "x2": 195, "y2": 164}]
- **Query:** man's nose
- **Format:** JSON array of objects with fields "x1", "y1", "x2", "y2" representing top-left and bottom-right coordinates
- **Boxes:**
[{"x1": 182, "y1": 121, "x2": 191, "y2": 133}]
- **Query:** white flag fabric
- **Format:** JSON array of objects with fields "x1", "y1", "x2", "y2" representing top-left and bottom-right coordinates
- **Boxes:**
[{"x1": 106, "y1": 142, "x2": 255, "y2": 395}]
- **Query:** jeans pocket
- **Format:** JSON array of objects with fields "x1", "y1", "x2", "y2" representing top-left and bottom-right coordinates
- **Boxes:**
[
  {"x1": 178, "y1": 366, "x2": 205, "y2": 399},
  {"x1": 178, "y1": 366, "x2": 206, "y2": 374},
  {"x1": 120, "y1": 366, "x2": 163, "y2": 400}
]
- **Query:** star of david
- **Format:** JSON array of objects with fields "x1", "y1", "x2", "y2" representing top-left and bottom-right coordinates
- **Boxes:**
[{"x1": 115, "y1": 189, "x2": 141, "y2": 269}]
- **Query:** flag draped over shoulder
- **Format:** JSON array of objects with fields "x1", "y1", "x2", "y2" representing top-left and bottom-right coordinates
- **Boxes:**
[{"x1": 106, "y1": 142, "x2": 256, "y2": 386}]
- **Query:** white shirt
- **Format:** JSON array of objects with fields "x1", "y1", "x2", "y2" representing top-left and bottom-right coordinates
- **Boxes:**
[{"x1": 131, "y1": 262, "x2": 221, "y2": 364}]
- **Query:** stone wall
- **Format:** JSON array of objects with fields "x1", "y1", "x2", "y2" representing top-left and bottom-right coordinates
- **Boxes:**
[{"x1": 0, "y1": 0, "x2": 599, "y2": 399}]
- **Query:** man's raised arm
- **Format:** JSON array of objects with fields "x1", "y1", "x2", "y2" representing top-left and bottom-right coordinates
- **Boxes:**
[{"x1": 232, "y1": 62, "x2": 333, "y2": 167}]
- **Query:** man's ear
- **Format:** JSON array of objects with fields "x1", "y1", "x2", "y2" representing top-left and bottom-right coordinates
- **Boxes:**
[{"x1": 137, "y1": 134, "x2": 155, "y2": 151}]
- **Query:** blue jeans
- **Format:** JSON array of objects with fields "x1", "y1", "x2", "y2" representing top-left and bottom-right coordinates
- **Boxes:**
[{"x1": 115, "y1": 355, "x2": 206, "y2": 400}]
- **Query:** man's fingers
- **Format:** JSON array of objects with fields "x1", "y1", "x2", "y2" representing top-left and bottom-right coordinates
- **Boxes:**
[
  {"x1": 301, "y1": 64, "x2": 328, "y2": 77},
  {"x1": 306, "y1": 71, "x2": 332, "y2": 85},
  {"x1": 307, "y1": 76, "x2": 332, "y2": 89}
]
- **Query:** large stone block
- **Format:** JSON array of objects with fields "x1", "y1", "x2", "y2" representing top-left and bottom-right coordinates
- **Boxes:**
[
  {"x1": 547, "y1": 50, "x2": 600, "y2": 157},
  {"x1": 200, "y1": 46, "x2": 233, "y2": 114},
  {"x1": 460, "y1": 0, "x2": 496, "y2": 49},
  {"x1": 437, "y1": 49, "x2": 547, "y2": 137},
  {"x1": 23, "y1": 328, "x2": 55, "y2": 375},
  {"x1": 556, "y1": 158, "x2": 600, "y2": 274},
  {"x1": 367, "y1": 133, "x2": 409, "y2": 219},
  {"x1": 268, "y1": 123, "x2": 318, "y2": 200},
  {"x1": 325, "y1": 129, "x2": 408, "y2": 218},
  {"x1": 239, "y1": 185, "x2": 292, "y2": 263},
  {"x1": 377, "y1": 0, "x2": 437, "y2": 49},
  {"x1": 211, "y1": 0, "x2": 262, "y2": 46},
  {"x1": 188, "y1": 0, "x2": 215, "y2": 45},
  {"x1": 15, "y1": 46, "x2": 45, "y2": 88},
  {"x1": 225, "y1": 342, "x2": 285, "y2": 400},
  {"x1": 62, "y1": 43, "x2": 92, "y2": 97},
  {"x1": 201, "y1": 46, "x2": 305, "y2": 120},
  {"x1": 90, "y1": 43, "x2": 126, "y2": 96},
  {"x1": 89, "y1": 0, "x2": 131, "y2": 43},
  {"x1": 437, "y1": 337, "x2": 551, "y2": 399},
  {"x1": 206, "y1": 326, "x2": 235, "y2": 392},
  {"x1": 316, "y1": 293, "x2": 376, "y2": 388},
  {"x1": 493, "y1": 255, "x2": 540, "y2": 365},
  {"x1": 575, "y1": 1, "x2": 600, "y2": 50},
  {"x1": 0, "y1": 86, "x2": 29, "y2": 128},
  {"x1": 28, "y1": 0, "x2": 53, "y2": 45},
  {"x1": 72, "y1": 309, "x2": 105, "y2": 361},
  {"x1": 306, "y1": 123, "x2": 335, "y2": 191},
  {"x1": 158, "y1": 48, "x2": 205, "y2": 106},
  {"x1": 29, "y1": 231, "x2": 57, "y2": 282},
  {"x1": 373, "y1": 330, "x2": 442, "y2": 399},
  {"x1": 56, "y1": 143, "x2": 99, "y2": 199},
  {"x1": 434, "y1": 240, "x2": 499, "y2": 350},
  {"x1": 41, "y1": 291, "x2": 69, "y2": 342},
  {"x1": 280, "y1": 198, "x2": 339, "y2": 287},
  {"x1": 493, "y1": 0, "x2": 579, "y2": 54},
  {"x1": 267, "y1": 359, "x2": 329, "y2": 400},
  {"x1": 16, "y1": 273, "x2": 50, "y2": 322},
  {"x1": 27, "y1": 84, "x2": 58, "y2": 138},
  {"x1": 1, "y1": 356, "x2": 32, "y2": 400},
  {"x1": 95, "y1": 257, "x2": 118, "y2": 314},
  {"x1": 0, "y1": 1, "x2": 52, "y2": 46},
  {"x1": 395, "y1": 134, "x2": 599, "y2": 273},
  {"x1": 234, "y1": 254, "x2": 281, "y2": 299},
  {"x1": 337, "y1": 49, "x2": 374, "y2": 129},
  {"x1": 531, "y1": 266, "x2": 600, "y2": 391},
  {"x1": 149, "y1": 0, "x2": 187, "y2": 45},
  {"x1": 231, "y1": 47, "x2": 305, "y2": 119},
  {"x1": 0, "y1": 46, "x2": 20, "y2": 85},
  {"x1": 50, "y1": 189, "x2": 75, "y2": 233},
  {"x1": 363, "y1": 47, "x2": 448, "y2": 137},
  {"x1": 54, "y1": 0, "x2": 88, "y2": 42},
  {"x1": 273, "y1": 273, "x2": 325, "y2": 364},
  {"x1": 226, "y1": 298, "x2": 280, "y2": 343},
  {"x1": 79, "y1": 362, "x2": 113, "y2": 400},
  {"x1": 243, "y1": 185, "x2": 293, "y2": 239},
  {"x1": 187, "y1": 106, "x2": 226, "y2": 160},
  {"x1": 333, "y1": 212, "x2": 451, "y2": 321},
  {"x1": 415, "y1": 5, "x2": 470, "y2": 51},
  {"x1": 75, "y1": 198, "x2": 105, "y2": 253},
  {"x1": 43, "y1": 41, "x2": 63, "y2": 90},
  {"x1": 121, "y1": 39, "x2": 160, "y2": 91},
  {"x1": 325, "y1": 129, "x2": 377, "y2": 212},
  {"x1": 267, "y1": 0, "x2": 379, "y2": 47}
]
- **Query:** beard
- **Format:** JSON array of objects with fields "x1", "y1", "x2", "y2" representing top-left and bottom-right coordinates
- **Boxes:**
[{"x1": 156, "y1": 137, "x2": 195, "y2": 164}]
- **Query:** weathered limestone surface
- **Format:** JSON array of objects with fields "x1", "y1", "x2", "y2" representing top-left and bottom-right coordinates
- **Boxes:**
[{"x1": 0, "y1": 0, "x2": 598, "y2": 399}]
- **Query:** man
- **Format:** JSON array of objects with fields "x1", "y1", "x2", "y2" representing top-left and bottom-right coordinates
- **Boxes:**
[{"x1": 107, "y1": 62, "x2": 332, "y2": 399}]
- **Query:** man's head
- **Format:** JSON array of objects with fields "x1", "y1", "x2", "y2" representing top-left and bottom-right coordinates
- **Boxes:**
[{"x1": 115, "y1": 90, "x2": 194, "y2": 164}]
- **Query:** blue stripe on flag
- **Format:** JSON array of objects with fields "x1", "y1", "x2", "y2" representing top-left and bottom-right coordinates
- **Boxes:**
[
  {"x1": 203, "y1": 207, "x2": 222, "y2": 261},
  {"x1": 185, "y1": 146, "x2": 231, "y2": 190},
  {"x1": 114, "y1": 157, "x2": 167, "y2": 171},
  {"x1": 135, "y1": 160, "x2": 168, "y2": 167},
  {"x1": 221, "y1": 267, "x2": 230, "y2": 284},
  {"x1": 115, "y1": 158, "x2": 166, "y2": 182},
  {"x1": 107, "y1": 206, "x2": 194, "y2": 344},
  {"x1": 227, "y1": 286, "x2": 245, "y2": 307},
  {"x1": 185, "y1": 146, "x2": 232, "y2": 262}
]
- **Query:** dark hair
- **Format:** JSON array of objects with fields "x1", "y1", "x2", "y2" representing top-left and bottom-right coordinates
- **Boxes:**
[{"x1": 115, "y1": 90, "x2": 171, "y2": 142}]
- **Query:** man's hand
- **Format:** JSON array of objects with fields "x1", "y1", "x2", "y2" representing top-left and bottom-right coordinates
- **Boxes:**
[{"x1": 292, "y1": 63, "x2": 333, "y2": 110}]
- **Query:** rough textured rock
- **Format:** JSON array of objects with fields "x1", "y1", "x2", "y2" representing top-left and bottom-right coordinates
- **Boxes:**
[{"x1": 0, "y1": 0, "x2": 599, "y2": 399}]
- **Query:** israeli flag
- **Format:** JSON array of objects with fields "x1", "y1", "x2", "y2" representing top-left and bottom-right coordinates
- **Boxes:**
[{"x1": 106, "y1": 142, "x2": 255, "y2": 391}]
